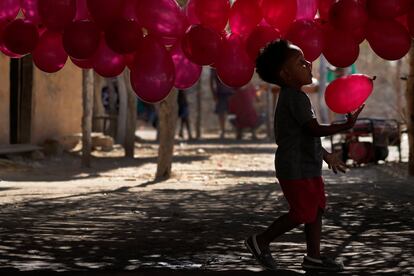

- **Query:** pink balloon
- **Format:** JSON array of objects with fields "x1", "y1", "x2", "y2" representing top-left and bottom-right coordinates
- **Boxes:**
[
  {"x1": 70, "y1": 56, "x2": 93, "y2": 69},
  {"x1": 367, "y1": 0, "x2": 409, "y2": 19},
  {"x1": 245, "y1": 25, "x2": 281, "y2": 61},
  {"x1": 63, "y1": 20, "x2": 100, "y2": 59},
  {"x1": 105, "y1": 19, "x2": 142, "y2": 54},
  {"x1": 286, "y1": 19, "x2": 323, "y2": 62},
  {"x1": 325, "y1": 74, "x2": 373, "y2": 114},
  {"x1": 75, "y1": 0, "x2": 90, "y2": 20},
  {"x1": 122, "y1": 0, "x2": 139, "y2": 21},
  {"x1": 366, "y1": 18, "x2": 411, "y2": 60},
  {"x1": 317, "y1": 0, "x2": 336, "y2": 20},
  {"x1": 33, "y1": 31, "x2": 68, "y2": 73},
  {"x1": 2, "y1": 19, "x2": 39, "y2": 55},
  {"x1": 0, "y1": 0, "x2": 20, "y2": 21},
  {"x1": 260, "y1": 0, "x2": 297, "y2": 34},
  {"x1": 185, "y1": 0, "x2": 200, "y2": 25},
  {"x1": 323, "y1": 26, "x2": 359, "y2": 67},
  {"x1": 87, "y1": 0, "x2": 126, "y2": 29},
  {"x1": 93, "y1": 39, "x2": 126, "y2": 78},
  {"x1": 181, "y1": 24, "x2": 222, "y2": 65},
  {"x1": 0, "y1": 20, "x2": 23, "y2": 58},
  {"x1": 216, "y1": 34, "x2": 254, "y2": 88},
  {"x1": 21, "y1": 0, "x2": 41, "y2": 24},
  {"x1": 130, "y1": 35, "x2": 175, "y2": 103},
  {"x1": 194, "y1": 0, "x2": 231, "y2": 32},
  {"x1": 296, "y1": 0, "x2": 318, "y2": 20},
  {"x1": 229, "y1": 0, "x2": 262, "y2": 37},
  {"x1": 38, "y1": 0, "x2": 76, "y2": 31},
  {"x1": 170, "y1": 43, "x2": 202, "y2": 89},
  {"x1": 136, "y1": 0, "x2": 186, "y2": 46},
  {"x1": 330, "y1": 0, "x2": 368, "y2": 32}
]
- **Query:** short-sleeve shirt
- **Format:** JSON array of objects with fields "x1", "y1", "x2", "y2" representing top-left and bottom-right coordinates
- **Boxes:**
[{"x1": 274, "y1": 87, "x2": 322, "y2": 180}]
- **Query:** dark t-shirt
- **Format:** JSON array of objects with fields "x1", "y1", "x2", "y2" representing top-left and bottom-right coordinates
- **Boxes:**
[{"x1": 274, "y1": 87, "x2": 322, "y2": 180}]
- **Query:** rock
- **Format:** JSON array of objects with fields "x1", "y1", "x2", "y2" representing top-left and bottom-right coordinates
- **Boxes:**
[
  {"x1": 43, "y1": 139, "x2": 64, "y2": 156},
  {"x1": 30, "y1": 150, "x2": 45, "y2": 160},
  {"x1": 58, "y1": 134, "x2": 81, "y2": 151},
  {"x1": 91, "y1": 134, "x2": 114, "y2": 151}
]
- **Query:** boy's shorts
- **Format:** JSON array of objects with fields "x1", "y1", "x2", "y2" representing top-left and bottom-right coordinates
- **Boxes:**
[{"x1": 278, "y1": 176, "x2": 326, "y2": 224}]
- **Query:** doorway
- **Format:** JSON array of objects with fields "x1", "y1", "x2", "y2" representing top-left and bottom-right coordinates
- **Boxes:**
[{"x1": 9, "y1": 55, "x2": 33, "y2": 144}]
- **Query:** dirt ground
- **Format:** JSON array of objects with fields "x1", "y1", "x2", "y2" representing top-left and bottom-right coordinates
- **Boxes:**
[{"x1": 0, "y1": 131, "x2": 413, "y2": 275}]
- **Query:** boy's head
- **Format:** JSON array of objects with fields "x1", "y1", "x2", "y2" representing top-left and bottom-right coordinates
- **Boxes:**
[{"x1": 256, "y1": 39, "x2": 313, "y2": 88}]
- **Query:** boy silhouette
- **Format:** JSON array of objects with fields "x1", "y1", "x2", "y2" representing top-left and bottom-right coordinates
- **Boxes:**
[{"x1": 244, "y1": 39, "x2": 364, "y2": 272}]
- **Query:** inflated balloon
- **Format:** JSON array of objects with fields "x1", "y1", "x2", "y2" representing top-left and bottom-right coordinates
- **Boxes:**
[
  {"x1": 323, "y1": 27, "x2": 359, "y2": 67},
  {"x1": 185, "y1": 0, "x2": 200, "y2": 25},
  {"x1": 105, "y1": 19, "x2": 142, "y2": 54},
  {"x1": 194, "y1": 0, "x2": 231, "y2": 32},
  {"x1": 408, "y1": 9, "x2": 414, "y2": 37},
  {"x1": 245, "y1": 25, "x2": 281, "y2": 61},
  {"x1": 317, "y1": 0, "x2": 336, "y2": 20},
  {"x1": 0, "y1": 0, "x2": 20, "y2": 21},
  {"x1": 122, "y1": 0, "x2": 139, "y2": 21},
  {"x1": 21, "y1": 0, "x2": 41, "y2": 24},
  {"x1": 229, "y1": 0, "x2": 262, "y2": 37},
  {"x1": 130, "y1": 35, "x2": 175, "y2": 103},
  {"x1": 2, "y1": 19, "x2": 39, "y2": 55},
  {"x1": 124, "y1": 53, "x2": 135, "y2": 69},
  {"x1": 366, "y1": 19, "x2": 411, "y2": 60},
  {"x1": 216, "y1": 34, "x2": 254, "y2": 88},
  {"x1": 87, "y1": 0, "x2": 126, "y2": 29},
  {"x1": 70, "y1": 56, "x2": 93, "y2": 69},
  {"x1": 285, "y1": 19, "x2": 323, "y2": 61},
  {"x1": 0, "y1": 20, "x2": 23, "y2": 58},
  {"x1": 296, "y1": 0, "x2": 317, "y2": 20},
  {"x1": 33, "y1": 31, "x2": 68, "y2": 73},
  {"x1": 136, "y1": 0, "x2": 186, "y2": 46},
  {"x1": 260, "y1": 0, "x2": 297, "y2": 34},
  {"x1": 93, "y1": 39, "x2": 126, "y2": 78},
  {"x1": 329, "y1": 0, "x2": 368, "y2": 32},
  {"x1": 38, "y1": 0, "x2": 76, "y2": 31},
  {"x1": 170, "y1": 43, "x2": 202, "y2": 89},
  {"x1": 367, "y1": 0, "x2": 409, "y2": 19},
  {"x1": 63, "y1": 20, "x2": 100, "y2": 59},
  {"x1": 181, "y1": 24, "x2": 222, "y2": 65},
  {"x1": 325, "y1": 74, "x2": 373, "y2": 114},
  {"x1": 75, "y1": 0, "x2": 90, "y2": 20}
]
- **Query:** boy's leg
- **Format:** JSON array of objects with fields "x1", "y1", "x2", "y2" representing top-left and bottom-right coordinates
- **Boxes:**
[
  {"x1": 304, "y1": 208, "x2": 323, "y2": 259},
  {"x1": 256, "y1": 213, "x2": 299, "y2": 250}
]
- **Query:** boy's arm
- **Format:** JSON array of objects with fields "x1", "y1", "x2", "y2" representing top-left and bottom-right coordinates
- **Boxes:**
[{"x1": 304, "y1": 105, "x2": 364, "y2": 137}]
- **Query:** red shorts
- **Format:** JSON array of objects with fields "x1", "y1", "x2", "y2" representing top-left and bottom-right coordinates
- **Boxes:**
[{"x1": 279, "y1": 176, "x2": 326, "y2": 224}]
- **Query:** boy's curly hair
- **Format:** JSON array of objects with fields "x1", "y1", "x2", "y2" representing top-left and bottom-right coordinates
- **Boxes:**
[{"x1": 255, "y1": 39, "x2": 295, "y2": 86}]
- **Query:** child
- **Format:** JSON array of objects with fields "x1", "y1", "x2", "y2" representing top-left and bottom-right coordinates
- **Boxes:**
[{"x1": 244, "y1": 39, "x2": 364, "y2": 272}]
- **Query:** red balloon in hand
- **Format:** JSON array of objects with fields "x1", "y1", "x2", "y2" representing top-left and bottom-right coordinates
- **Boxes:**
[{"x1": 325, "y1": 74, "x2": 373, "y2": 114}]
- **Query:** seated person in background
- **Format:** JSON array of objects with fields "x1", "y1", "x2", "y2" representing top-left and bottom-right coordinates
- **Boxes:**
[{"x1": 228, "y1": 83, "x2": 265, "y2": 140}]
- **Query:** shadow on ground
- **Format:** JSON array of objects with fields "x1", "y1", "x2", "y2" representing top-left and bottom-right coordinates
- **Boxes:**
[{"x1": 0, "y1": 165, "x2": 413, "y2": 275}]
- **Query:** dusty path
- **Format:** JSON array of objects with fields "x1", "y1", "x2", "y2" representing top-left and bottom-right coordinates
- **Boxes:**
[{"x1": 0, "y1": 136, "x2": 413, "y2": 275}]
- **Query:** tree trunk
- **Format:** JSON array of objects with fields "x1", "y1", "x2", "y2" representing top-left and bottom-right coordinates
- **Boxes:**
[
  {"x1": 124, "y1": 70, "x2": 137, "y2": 158},
  {"x1": 82, "y1": 69, "x2": 94, "y2": 168},
  {"x1": 116, "y1": 73, "x2": 128, "y2": 144},
  {"x1": 406, "y1": 41, "x2": 414, "y2": 175},
  {"x1": 195, "y1": 80, "x2": 202, "y2": 139},
  {"x1": 156, "y1": 89, "x2": 178, "y2": 180},
  {"x1": 92, "y1": 73, "x2": 105, "y2": 132}
]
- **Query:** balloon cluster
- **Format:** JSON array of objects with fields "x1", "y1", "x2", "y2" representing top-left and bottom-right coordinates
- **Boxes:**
[{"x1": 0, "y1": 0, "x2": 413, "y2": 102}]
